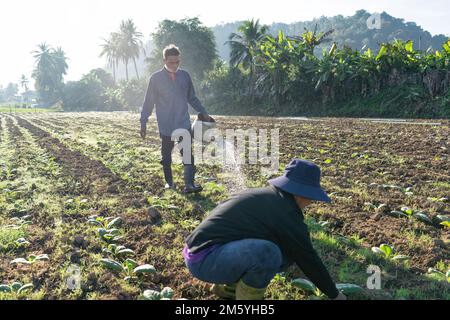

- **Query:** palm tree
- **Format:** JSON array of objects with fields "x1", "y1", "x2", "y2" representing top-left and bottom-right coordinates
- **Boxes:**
[
  {"x1": 31, "y1": 43, "x2": 68, "y2": 105},
  {"x1": 119, "y1": 19, "x2": 144, "y2": 80},
  {"x1": 20, "y1": 75, "x2": 29, "y2": 92},
  {"x1": 100, "y1": 33, "x2": 121, "y2": 82},
  {"x1": 226, "y1": 19, "x2": 269, "y2": 101},
  {"x1": 227, "y1": 19, "x2": 268, "y2": 74},
  {"x1": 53, "y1": 47, "x2": 69, "y2": 79},
  {"x1": 32, "y1": 43, "x2": 57, "y2": 104}
]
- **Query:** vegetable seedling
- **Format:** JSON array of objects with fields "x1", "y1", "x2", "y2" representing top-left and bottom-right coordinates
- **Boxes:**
[
  {"x1": 97, "y1": 228, "x2": 123, "y2": 243},
  {"x1": 389, "y1": 207, "x2": 433, "y2": 225},
  {"x1": 5, "y1": 216, "x2": 32, "y2": 229},
  {"x1": 10, "y1": 254, "x2": 49, "y2": 265},
  {"x1": 292, "y1": 278, "x2": 364, "y2": 298},
  {"x1": 427, "y1": 197, "x2": 448, "y2": 203},
  {"x1": 100, "y1": 258, "x2": 156, "y2": 281},
  {"x1": 371, "y1": 244, "x2": 409, "y2": 262},
  {"x1": 141, "y1": 287, "x2": 174, "y2": 300},
  {"x1": 427, "y1": 268, "x2": 450, "y2": 283},
  {"x1": 102, "y1": 244, "x2": 135, "y2": 260},
  {"x1": 0, "y1": 281, "x2": 33, "y2": 294},
  {"x1": 88, "y1": 215, "x2": 122, "y2": 229}
]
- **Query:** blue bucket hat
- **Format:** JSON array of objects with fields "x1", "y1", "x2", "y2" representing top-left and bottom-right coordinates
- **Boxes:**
[{"x1": 268, "y1": 159, "x2": 331, "y2": 202}]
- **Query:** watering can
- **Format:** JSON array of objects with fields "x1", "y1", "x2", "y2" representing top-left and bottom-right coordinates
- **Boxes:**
[{"x1": 192, "y1": 114, "x2": 217, "y2": 142}]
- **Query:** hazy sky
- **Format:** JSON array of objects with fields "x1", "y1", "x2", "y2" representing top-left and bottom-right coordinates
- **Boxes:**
[{"x1": 1, "y1": 0, "x2": 449, "y2": 89}]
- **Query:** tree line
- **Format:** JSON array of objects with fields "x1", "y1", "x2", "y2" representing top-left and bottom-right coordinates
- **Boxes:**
[{"x1": 14, "y1": 14, "x2": 450, "y2": 118}]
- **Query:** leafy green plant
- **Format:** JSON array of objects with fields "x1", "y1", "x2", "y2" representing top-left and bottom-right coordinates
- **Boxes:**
[
  {"x1": 427, "y1": 197, "x2": 448, "y2": 203},
  {"x1": 2, "y1": 237, "x2": 31, "y2": 252},
  {"x1": 88, "y1": 216, "x2": 124, "y2": 243},
  {"x1": 364, "y1": 202, "x2": 386, "y2": 211},
  {"x1": 389, "y1": 207, "x2": 433, "y2": 224},
  {"x1": 102, "y1": 244, "x2": 135, "y2": 259},
  {"x1": 88, "y1": 215, "x2": 122, "y2": 229},
  {"x1": 427, "y1": 268, "x2": 450, "y2": 283},
  {"x1": 306, "y1": 217, "x2": 330, "y2": 232},
  {"x1": 5, "y1": 216, "x2": 32, "y2": 229},
  {"x1": 140, "y1": 287, "x2": 174, "y2": 300},
  {"x1": 146, "y1": 196, "x2": 178, "y2": 210},
  {"x1": 10, "y1": 254, "x2": 49, "y2": 265},
  {"x1": 100, "y1": 258, "x2": 156, "y2": 281},
  {"x1": 97, "y1": 227, "x2": 123, "y2": 243},
  {"x1": 371, "y1": 244, "x2": 409, "y2": 261},
  {"x1": 440, "y1": 221, "x2": 450, "y2": 229},
  {"x1": 436, "y1": 215, "x2": 450, "y2": 228},
  {"x1": 0, "y1": 281, "x2": 34, "y2": 294},
  {"x1": 292, "y1": 278, "x2": 363, "y2": 298},
  {"x1": 368, "y1": 184, "x2": 413, "y2": 196},
  {"x1": 0, "y1": 226, "x2": 29, "y2": 252}
]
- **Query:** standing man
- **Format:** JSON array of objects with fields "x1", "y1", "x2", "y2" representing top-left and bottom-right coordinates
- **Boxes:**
[
  {"x1": 140, "y1": 44, "x2": 214, "y2": 193},
  {"x1": 183, "y1": 159, "x2": 347, "y2": 300}
]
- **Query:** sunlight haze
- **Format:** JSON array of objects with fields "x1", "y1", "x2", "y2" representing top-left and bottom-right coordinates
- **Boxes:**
[{"x1": 1, "y1": 0, "x2": 449, "y2": 88}]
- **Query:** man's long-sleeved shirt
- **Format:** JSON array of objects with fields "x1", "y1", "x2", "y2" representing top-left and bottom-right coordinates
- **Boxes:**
[
  {"x1": 140, "y1": 67, "x2": 207, "y2": 136},
  {"x1": 185, "y1": 185, "x2": 339, "y2": 299}
]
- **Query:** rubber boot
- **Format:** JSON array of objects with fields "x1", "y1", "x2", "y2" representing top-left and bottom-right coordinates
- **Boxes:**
[
  {"x1": 162, "y1": 164, "x2": 176, "y2": 190},
  {"x1": 211, "y1": 283, "x2": 237, "y2": 300},
  {"x1": 183, "y1": 165, "x2": 202, "y2": 193},
  {"x1": 235, "y1": 279, "x2": 266, "y2": 300}
]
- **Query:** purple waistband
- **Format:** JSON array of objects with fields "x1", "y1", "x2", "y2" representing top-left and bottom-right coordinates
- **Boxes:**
[{"x1": 183, "y1": 243, "x2": 220, "y2": 264}]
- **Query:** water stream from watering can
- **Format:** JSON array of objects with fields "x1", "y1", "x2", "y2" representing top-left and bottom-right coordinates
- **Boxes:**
[{"x1": 220, "y1": 140, "x2": 247, "y2": 193}]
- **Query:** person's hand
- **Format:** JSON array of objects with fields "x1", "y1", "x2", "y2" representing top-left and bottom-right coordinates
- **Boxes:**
[
  {"x1": 333, "y1": 291, "x2": 347, "y2": 300},
  {"x1": 198, "y1": 113, "x2": 215, "y2": 123},
  {"x1": 140, "y1": 126, "x2": 147, "y2": 139}
]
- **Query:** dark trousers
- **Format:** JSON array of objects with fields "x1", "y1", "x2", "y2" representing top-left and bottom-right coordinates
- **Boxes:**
[{"x1": 160, "y1": 134, "x2": 194, "y2": 166}]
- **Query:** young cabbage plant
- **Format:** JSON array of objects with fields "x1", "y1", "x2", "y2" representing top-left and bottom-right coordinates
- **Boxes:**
[
  {"x1": 371, "y1": 244, "x2": 409, "y2": 262},
  {"x1": 100, "y1": 258, "x2": 156, "y2": 281},
  {"x1": 427, "y1": 268, "x2": 450, "y2": 283},
  {"x1": 364, "y1": 202, "x2": 386, "y2": 211},
  {"x1": 436, "y1": 215, "x2": 450, "y2": 229},
  {"x1": 5, "y1": 216, "x2": 32, "y2": 229},
  {"x1": 427, "y1": 197, "x2": 448, "y2": 203},
  {"x1": 389, "y1": 207, "x2": 433, "y2": 225},
  {"x1": 292, "y1": 278, "x2": 364, "y2": 298},
  {"x1": 97, "y1": 228, "x2": 123, "y2": 243},
  {"x1": 88, "y1": 215, "x2": 122, "y2": 229},
  {"x1": 141, "y1": 287, "x2": 174, "y2": 300},
  {"x1": 10, "y1": 254, "x2": 49, "y2": 265},
  {"x1": 102, "y1": 244, "x2": 135, "y2": 260},
  {"x1": 2, "y1": 237, "x2": 30, "y2": 252},
  {"x1": 0, "y1": 281, "x2": 33, "y2": 294}
]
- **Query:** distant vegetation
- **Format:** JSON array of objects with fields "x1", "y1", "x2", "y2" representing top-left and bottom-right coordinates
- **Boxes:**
[
  {"x1": 3, "y1": 10, "x2": 448, "y2": 118},
  {"x1": 201, "y1": 21, "x2": 450, "y2": 118},
  {"x1": 212, "y1": 10, "x2": 448, "y2": 63}
]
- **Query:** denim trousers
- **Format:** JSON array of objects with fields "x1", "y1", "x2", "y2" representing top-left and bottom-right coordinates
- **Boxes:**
[{"x1": 185, "y1": 239, "x2": 292, "y2": 289}]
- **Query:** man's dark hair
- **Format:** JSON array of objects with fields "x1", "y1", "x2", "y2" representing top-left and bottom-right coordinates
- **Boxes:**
[{"x1": 163, "y1": 44, "x2": 181, "y2": 59}]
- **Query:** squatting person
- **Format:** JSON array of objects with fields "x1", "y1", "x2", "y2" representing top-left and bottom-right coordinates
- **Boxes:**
[
  {"x1": 183, "y1": 158, "x2": 347, "y2": 300},
  {"x1": 140, "y1": 44, "x2": 214, "y2": 193}
]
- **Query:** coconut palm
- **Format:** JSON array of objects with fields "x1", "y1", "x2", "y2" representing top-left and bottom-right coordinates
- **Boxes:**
[
  {"x1": 227, "y1": 19, "x2": 268, "y2": 73},
  {"x1": 20, "y1": 75, "x2": 29, "y2": 92},
  {"x1": 32, "y1": 43, "x2": 58, "y2": 104},
  {"x1": 31, "y1": 43, "x2": 68, "y2": 105},
  {"x1": 119, "y1": 19, "x2": 144, "y2": 80},
  {"x1": 227, "y1": 19, "x2": 269, "y2": 101},
  {"x1": 100, "y1": 33, "x2": 121, "y2": 82}
]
